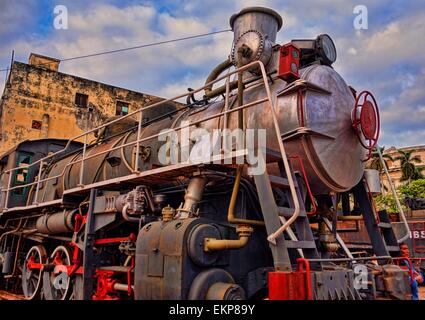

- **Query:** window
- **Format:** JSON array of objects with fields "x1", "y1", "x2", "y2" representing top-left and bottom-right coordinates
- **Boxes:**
[
  {"x1": 13, "y1": 152, "x2": 33, "y2": 195},
  {"x1": 116, "y1": 101, "x2": 129, "y2": 116},
  {"x1": 31, "y1": 120, "x2": 42, "y2": 130},
  {"x1": 75, "y1": 93, "x2": 89, "y2": 108}
]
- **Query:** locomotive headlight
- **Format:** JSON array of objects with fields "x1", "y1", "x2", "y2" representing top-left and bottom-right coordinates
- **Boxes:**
[{"x1": 316, "y1": 34, "x2": 337, "y2": 66}]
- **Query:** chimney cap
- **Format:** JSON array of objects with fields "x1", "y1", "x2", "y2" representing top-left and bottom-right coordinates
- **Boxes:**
[{"x1": 229, "y1": 7, "x2": 283, "y2": 31}]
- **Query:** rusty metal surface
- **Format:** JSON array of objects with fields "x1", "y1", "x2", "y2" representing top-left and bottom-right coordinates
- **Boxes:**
[{"x1": 0, "y1": 290, "x2": 25, "y2": 300}]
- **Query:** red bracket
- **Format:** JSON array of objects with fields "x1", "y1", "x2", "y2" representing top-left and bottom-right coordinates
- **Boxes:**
[{"x1": 268, "y1": 258, "x2": 313, "y2": 300}]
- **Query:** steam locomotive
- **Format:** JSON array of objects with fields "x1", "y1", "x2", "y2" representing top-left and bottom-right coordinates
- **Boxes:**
[{"x1": 0, "y1": 7, "x2": 412, "y2": 300}]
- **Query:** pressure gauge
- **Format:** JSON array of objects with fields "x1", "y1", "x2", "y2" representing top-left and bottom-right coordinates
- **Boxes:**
[{"x1": 316, "y1": 34, "x2": 337, "y2": 66}]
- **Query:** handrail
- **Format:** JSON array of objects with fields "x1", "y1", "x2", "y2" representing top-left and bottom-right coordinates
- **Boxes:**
[
  {"x1": 2, "y1": 60, "x2": 291, "y2": 212},
  {"x1": 259, "y1": 58, "x2": 300, "y2": 244},
  {"x1": 376, "y1": 145, "x2": 410, "y2": 243}
]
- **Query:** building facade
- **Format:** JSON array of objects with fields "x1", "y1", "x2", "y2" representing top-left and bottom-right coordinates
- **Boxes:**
[
  {"x1": 380, "y1": 145, "x2": 425, "y2": 189},
  {"x1": 0, "y1": 53, "x2": 178, "y2": 155}
]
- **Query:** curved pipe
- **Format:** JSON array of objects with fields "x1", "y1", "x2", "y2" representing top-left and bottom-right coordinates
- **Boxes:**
[
  {"x1": 228, "y1": 166, "x2": 265, "y2": 226},
  {"x1": 255, "y1": 60, "x2": 301, "y2": 245},
  {"x1": 204, "y1": 58, "x2": 233, "y2": 97},
  {"x1": 122, "y1": 204, "x2": 140, "y2": 223},
  {"x1": 204, "y1": 224, "x2": 253, "y2": 252}
]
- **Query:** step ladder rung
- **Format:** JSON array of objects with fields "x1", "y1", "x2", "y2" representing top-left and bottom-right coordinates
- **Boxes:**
[
  {"x1": 378, "y1": 222, "x2": 392, "y2": 229},
  {"x1": 277, "y1": 206, "x2": 306, "y2": 218},
  {"x1": 386, "y1": 245, "x2": 400, "y2": 252},
  {"x1": 269, "y1": 175, "x2": 291, "y2": 188},
  {"x1": 285, "y1": 240, "x2": 317, "y2": 249}
]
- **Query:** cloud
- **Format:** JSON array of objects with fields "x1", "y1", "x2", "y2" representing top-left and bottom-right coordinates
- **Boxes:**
[{"x1": 0, "y1": 0, "x2": 424, "y2": 149}]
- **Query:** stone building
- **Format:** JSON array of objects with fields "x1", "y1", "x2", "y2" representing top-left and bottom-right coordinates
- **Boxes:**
[
  {"x1": 0, "y1": 53, "x2": 179, "y2": 155},
  {"x1": 380, "y1": 145, "x2": 425, "y2": 189}
]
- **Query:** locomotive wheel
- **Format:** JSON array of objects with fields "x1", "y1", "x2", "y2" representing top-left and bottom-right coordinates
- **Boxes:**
[
  {"x1": 22, "y1": 245, "x2": 47, "y2": 300},
  {"x1": 42, "y1": 245, "x2": 73, "y2": 300}
]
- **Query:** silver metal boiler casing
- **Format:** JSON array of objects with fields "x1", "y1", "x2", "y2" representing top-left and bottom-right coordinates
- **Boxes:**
[
  {"x1": 37, "y1": 61, "x2": 366, "y2": 198},
  {"x1": 182, "y1": 63, "x2": 366, "y2": 195}
]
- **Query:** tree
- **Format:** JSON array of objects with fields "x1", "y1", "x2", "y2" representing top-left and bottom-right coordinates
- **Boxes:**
[
  {"x1": 368, "y1": 146, "x2": 393, "y2": 173},
  {"x1": 399, "y1": 179, "x2": 425, "y2": 198},
  {"x1": 395, "y1": 149, "x2": 423, "y2": 184}
]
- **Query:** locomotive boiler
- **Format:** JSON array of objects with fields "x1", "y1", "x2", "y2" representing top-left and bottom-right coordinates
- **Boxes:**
[{"x1": 0, "y1": 7, "x2": 411, "y2": 300}]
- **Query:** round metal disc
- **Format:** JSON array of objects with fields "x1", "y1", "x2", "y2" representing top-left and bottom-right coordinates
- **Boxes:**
[
  {"x1": 22, "y1": 245, "x2": 47, "y2": 300},
  {"x1": 42, "y1": 245, "x2": 73, "y2": 300},
  {"x1": 360, "y1": 100, "x2": 377, "y2": 140}
]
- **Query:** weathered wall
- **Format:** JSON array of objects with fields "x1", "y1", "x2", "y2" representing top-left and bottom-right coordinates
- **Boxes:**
[
  {"x1": 0, "y1": 61, "x2": 177, "y2": 155},
  {"x1": 380, "y1": 146, "x2": 425, "y2": 189}
]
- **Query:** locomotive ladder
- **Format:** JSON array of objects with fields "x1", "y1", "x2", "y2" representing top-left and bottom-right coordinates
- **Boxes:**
[{"x1": 253, "y1": 150, "x2": 320, "y2": 271}]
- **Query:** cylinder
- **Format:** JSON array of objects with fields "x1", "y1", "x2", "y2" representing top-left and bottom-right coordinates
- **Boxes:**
[
  {"x1": 364, "y1": 169, "x2": 382, "y2": 195},
  {"x1": 178, "y1": 176, "x2": 207, "y2": 218},
  {"x1": 35, "y1": 210, "x2": 76, "y2": 234},
  {"x1": 230, "y1": 7, "x2": 283, "y2": 71},
  {"x1": 230, "y1": 7, "x2": 283, "y2": 44}
]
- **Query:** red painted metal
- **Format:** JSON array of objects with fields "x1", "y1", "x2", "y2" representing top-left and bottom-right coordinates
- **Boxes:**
[
  {"x1": 268, "y1": 258, "x2": 313, "y2": 300},
  {"x1": 352, "y1": 91, "x2": 380, "y2": 160},
  {"x1": 410, "y1": 221, "x2": 425, "y2": 253},
  {"x1": 127, "y1": 257, "x2": 135, "y2": 296},
  {"x1": 278, "y1": 43, "x2": 300, "y2": 82},
  {"x1": 296, "y1": 258, "x2": 313, "y2": 300},
  {"x1": 26, "y1": 255, "x2": 43, "y2": 270},
  {"x1": 289, "y1": 156, "x2": 316, "y2": 216},
  {"x1": 94, "y1": 233, "x2": 136, "y2": 246},
  {"x1": 92, "y1": 270, "x2": 120, "y2": 300}
]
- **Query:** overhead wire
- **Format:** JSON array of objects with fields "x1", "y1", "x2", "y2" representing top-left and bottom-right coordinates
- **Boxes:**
[{"x1": 0, "y1": 29, "x2": 232, "y2": 73}]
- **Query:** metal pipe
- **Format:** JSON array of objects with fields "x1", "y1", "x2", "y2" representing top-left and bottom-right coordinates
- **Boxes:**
[
  {"x1": 35, "y1": 210, "x2": 76, "y2": 234},
  {"x1": 228, "y1": 166, "x2": 265, "y2": 226},
  {"x1": 204, "y1": 224, "x2": 253, "y2": 251},
  {"x1": 113, "y1": 283, "x2": 134, "y2": 292},
  {"x1": 204, "y1": 58, "x2": 233, "y2": 96},
  {"x1": 33, "y1": 160, "x2": 43, "y2": 205},
  {"x1": 376, "y1": 145, "x2": 410, "y2": 243},
  {"x1": 177, "y1": 176, "x2": 207, "y2": 219},
  {"x1": 255, "y1": 59, "x2": 300, "y2": 244},
  {"x1": 237, "y1": 47, "x2": 245, "y2": 131},
  {"x1": 322, "y1": 217, "x2": 354, "y2": 259},
  {"x1": 122, "y1": 204, "x2": 140, "y2": 223},
  {"x1": 133, "y1": 111, "x2": 143, "y2": 173},
  {"x1": 306, "y1": 256, "x2": 392, "y2": 263}
]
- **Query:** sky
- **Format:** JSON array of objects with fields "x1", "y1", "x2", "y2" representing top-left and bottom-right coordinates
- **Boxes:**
[{"x1": 0, "y1": 0, "x2": 424, "y2": 148}]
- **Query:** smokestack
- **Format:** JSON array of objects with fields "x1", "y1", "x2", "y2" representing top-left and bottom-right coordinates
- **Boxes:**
[{"x1": 229, "y1": 7, "x2": 283, "y2": 73}]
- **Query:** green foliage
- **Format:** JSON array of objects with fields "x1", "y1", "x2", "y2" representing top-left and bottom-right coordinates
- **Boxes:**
[
  {"x1": 399, "y1": 179, "x2": 425, "y2": 198},
  {"x1": 374, "y1": 194, "x2": 400, "y2": 214},
  {"x1": 395, "y1": 149, "x2": 423, "y2": 183}
]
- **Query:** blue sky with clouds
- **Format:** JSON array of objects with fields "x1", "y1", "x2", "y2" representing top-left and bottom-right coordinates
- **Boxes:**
[{"x1": 0, "y1": 0, "x2": 424, "y2": 148}]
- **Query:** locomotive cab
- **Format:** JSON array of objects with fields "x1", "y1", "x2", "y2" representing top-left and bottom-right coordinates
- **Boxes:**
[{"x1": 0, "y1": 139, "x2": 83, "y2": 208}]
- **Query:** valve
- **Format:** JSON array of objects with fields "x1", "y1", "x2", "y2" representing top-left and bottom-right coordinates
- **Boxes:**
[{"x1": 352, "y1": 91, "x2": 380, "y2": 160}]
